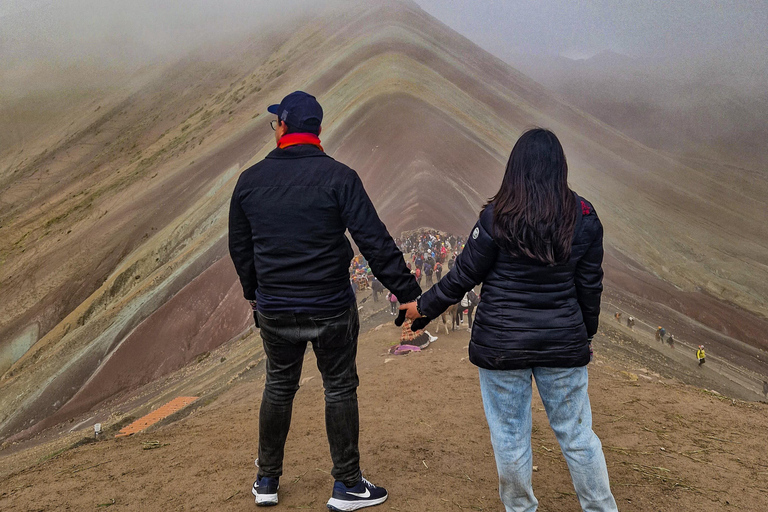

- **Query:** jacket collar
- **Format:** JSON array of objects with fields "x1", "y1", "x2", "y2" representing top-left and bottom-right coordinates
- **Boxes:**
[{"x1": 265, "y1": 144, "x2": 329, "y2": 160}]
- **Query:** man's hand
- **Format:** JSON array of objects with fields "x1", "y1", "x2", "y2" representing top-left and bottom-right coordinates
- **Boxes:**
[
  {"x1": 399, "y1": 301, "x2": 421, "y2": 321},
  {"x1": 395, "y1": 301, "x2": 420, "y2": 326},
  {"x1": 396, "y1": 301, "x2": 431, "y2": 331}
]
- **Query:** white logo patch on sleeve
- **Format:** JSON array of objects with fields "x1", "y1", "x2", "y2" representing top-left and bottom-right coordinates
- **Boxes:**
[{"x1": 472, "y1": 227, "x2": 480, "y2": 240}]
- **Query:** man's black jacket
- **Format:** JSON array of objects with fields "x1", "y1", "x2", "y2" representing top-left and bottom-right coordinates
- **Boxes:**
[
  {"x1": 418, "y1": 195, "x2": 604, "y2": 370},
  {"x1": 228, "y1": 144, "x2": 420, "y2": 305}
]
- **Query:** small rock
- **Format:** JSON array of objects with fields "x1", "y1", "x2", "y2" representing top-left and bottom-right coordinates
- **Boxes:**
[{"x1": 532, "y1": 466, "x2": 538, "y2": 472}]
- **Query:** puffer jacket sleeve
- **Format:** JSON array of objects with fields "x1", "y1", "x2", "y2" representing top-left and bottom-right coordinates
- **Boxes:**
[
  {"x1": 228, "y1": 175, "x2": 259, "y2": 300},
  {"x1": 419, "y1": 207, "x2": 499, "y2": 318},
  {"x1": 574, "y1": 208, "x2": 604, "y2": 337},
  {"x1": 339, "y1": 169, "x2": 422, "y2": 303}
]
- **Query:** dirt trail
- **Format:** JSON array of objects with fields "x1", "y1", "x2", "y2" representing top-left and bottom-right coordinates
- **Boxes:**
[
  {"x1": 1, "y1": 305, "x2": 767, "y2": 511},
  {"x1": 603, "y1": 299, "x2": 767, "y2": 401}
]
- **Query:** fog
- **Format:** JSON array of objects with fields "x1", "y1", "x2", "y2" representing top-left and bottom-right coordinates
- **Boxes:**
[
  {"x1": 0, "y1": 0, "x2": 327, "y2": 72},
  {"x1": 3, "y1": 0, "x2": 766, "y2": 91},
  {"x1": 417, "y1": 0, "x2": 768, "y2": 92}
]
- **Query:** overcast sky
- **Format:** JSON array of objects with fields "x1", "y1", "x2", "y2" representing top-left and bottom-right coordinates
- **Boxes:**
[
  {"x1": 2, "y1": 0, "x2": 766, "y2": 83},
  {"x1": 417, "y1": 0, "x2": 768, "y2": 59}
]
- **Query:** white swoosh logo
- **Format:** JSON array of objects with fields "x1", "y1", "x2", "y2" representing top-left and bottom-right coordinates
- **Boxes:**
[{"x1": 348, "y1": 488, "x2": 371, "y2": 498}]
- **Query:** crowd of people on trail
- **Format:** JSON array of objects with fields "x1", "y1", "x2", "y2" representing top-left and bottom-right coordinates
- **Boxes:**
[
  {"x1": 395, "y1": 230, "x2": 465, "y2": 288},
  {"x1": 229, "y1": 92, "x2": 619, "y2": 511},
  {"x1": 615, "y1": 312, "x2": 708, "y2": 367},
  {"x1": 366, "y1": 230, "x2": 481, "y2": 353},
  {"x1": 352, "y1": 229, "x2": 478, "y2": 330}
]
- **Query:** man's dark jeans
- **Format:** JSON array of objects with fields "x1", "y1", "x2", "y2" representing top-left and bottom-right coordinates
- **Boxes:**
[{"x1": 256, "y1": 305, "x2": 361, "y2": 486}]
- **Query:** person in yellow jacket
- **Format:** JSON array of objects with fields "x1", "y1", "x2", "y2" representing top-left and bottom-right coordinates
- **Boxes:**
[{"x1": 697, "y1": 345, "x2": 706, "y2": 366}]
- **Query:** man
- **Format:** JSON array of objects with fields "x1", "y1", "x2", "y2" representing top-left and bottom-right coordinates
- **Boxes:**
[
  {"x1": 371, "y1": 276, "x2": 384, "y2": 302},
  {"x1": 229, "y1": 91, "x2": 420, "y2": 510},
  {"x1": 466, "y1": 289, "x2": 480, "y2": 329},
  {"x1": 697, "y1": 345, "x2": 706, "y2": 366},
  {"x1": 424, "y1": 261, "x2": 434, "y2": 286}
]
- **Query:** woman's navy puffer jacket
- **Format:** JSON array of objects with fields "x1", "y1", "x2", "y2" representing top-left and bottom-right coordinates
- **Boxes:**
[{"x1": 418, "y1": 194, "x2": 603, "y2": 370}]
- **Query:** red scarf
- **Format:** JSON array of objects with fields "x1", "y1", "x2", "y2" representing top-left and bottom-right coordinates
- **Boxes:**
[{"x1": 277, "y1": 133, "x2": 324, "y2": 152}]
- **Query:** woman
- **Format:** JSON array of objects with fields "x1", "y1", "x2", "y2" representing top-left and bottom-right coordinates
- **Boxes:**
[
  {"x1": 401, "y1": 129, "x2": 618, "y2": 511},
  {"x1": 387, "y1": 291, "x2": 399, "y2": 316}
]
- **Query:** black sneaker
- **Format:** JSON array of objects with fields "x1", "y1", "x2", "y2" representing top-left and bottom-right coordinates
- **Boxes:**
[
  {"x1": 252, "y1": 476, "x2": 279, "y2": 506},
  {"x1": 326, "y1": 477, "x2": 388, "y2": 511}
]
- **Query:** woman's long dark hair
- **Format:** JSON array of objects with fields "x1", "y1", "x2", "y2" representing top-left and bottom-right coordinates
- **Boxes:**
[{"x1": 485, "y1": 128, "x2": 577, "y2": 266}]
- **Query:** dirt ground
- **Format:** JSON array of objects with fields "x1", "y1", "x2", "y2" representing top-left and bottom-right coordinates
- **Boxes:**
[{"x1": 2, "y1": 305, "x2": 767, "y2": 512}]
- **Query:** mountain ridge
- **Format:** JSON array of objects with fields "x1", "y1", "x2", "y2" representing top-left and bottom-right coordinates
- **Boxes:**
[{"x1": 1, "y1": 0, "x2": 766, "y2": 442}]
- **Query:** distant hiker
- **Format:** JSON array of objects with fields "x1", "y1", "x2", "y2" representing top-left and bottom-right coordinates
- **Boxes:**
[
  {"x1": 448, "y1": 255, "x2": 456, "y2": 270},
  {"x1": 371, "y1": 277, "x2": 384, "y2": 302},
  {"x1": 627, "y1": 316, "x2": 635, "y2": 330},
  {"x1": 400, "y1": 129, "x2": 618, "y2": 511},
  {"x1": 424, "y1": 262, "x2": 434, "y2": 286},
  {"x1": 415, "y1": 266, "x2": 422, "y2": 285},
  {"x1": 656, "y1": 326, "x2": 666, "y2": 343},
  {"x1": 697, "y1": 345, "x2": 706, "y2": 366},
  {"x1": 435, "y1": 261, "x2": 443, "y2": 281},
  {"x1": 614, "y1": 311, "x2": 621, "y2": 323},
  {"x1": 387, "y1": 291, "x2": 398, "y2": 316},
  {"x1": 457, "y1": 293, "x2": 471, "y2": 326},
  {"x1": 229, "y1": 91, "x2": 420, "y2": 509},
  {"x1": 466, "y1": 289, "x2": 480, "y2": 329},
  {"x1": 666, "y1": 333, "x2": 675, "y2": 349}
]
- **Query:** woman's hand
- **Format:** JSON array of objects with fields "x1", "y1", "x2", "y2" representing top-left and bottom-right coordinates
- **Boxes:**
[{"x1": 399, "y1": 301, "x2": 422, "y2": 320}]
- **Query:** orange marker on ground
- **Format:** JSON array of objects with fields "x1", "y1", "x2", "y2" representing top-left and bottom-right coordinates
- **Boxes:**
[{"x1": 115, "y1": 396, "x2": 199, "y2": 437}]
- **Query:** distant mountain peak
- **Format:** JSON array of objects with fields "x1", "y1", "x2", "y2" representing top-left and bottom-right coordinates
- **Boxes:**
[{"x1": 581, "y1": 49, "x2": 637, "y2": 67}]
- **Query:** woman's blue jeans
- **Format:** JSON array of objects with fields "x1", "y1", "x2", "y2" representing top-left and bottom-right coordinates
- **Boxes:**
[{"x1": 478, "y1": 366, "x2": 618, "y2": 512}]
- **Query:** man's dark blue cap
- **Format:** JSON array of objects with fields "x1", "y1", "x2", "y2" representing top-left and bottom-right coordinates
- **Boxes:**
[{"x1": 267, "y1": 91, "x2": 323, "y2": 133}]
